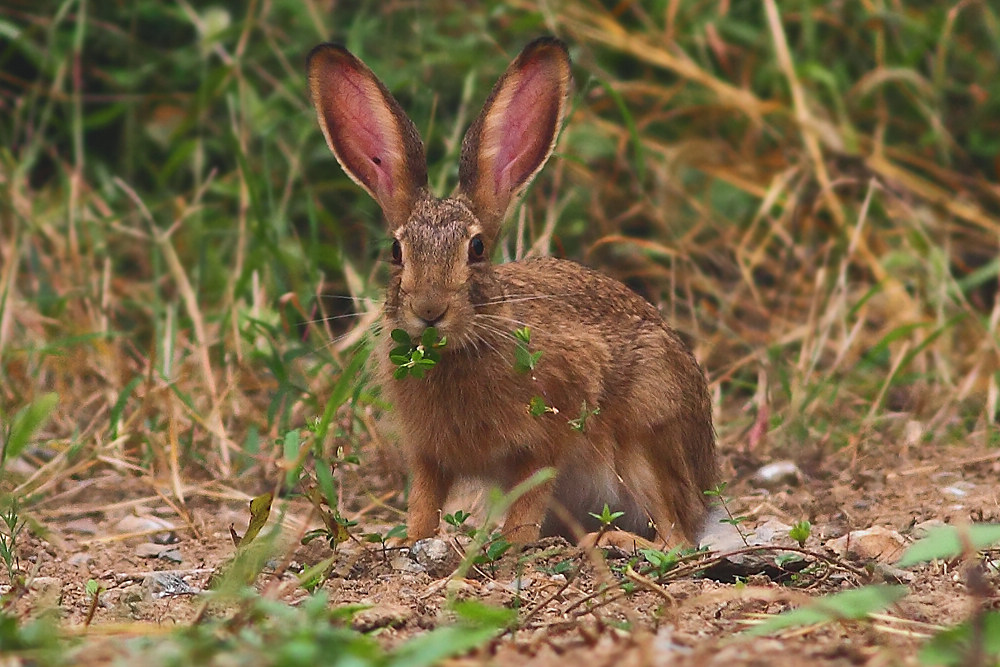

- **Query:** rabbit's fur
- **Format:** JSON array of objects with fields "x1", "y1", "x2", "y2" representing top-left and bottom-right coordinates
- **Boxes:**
[{"x1": 308, "y1": 38, "x2": 717, "y2": 546}]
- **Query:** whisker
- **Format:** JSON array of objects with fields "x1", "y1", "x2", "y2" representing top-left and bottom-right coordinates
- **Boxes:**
[
  {"x1": 315, "y1": 293, "x2": 385, "y2": 303},
  {"x1": 301, "y1": 311, "x2": 377, "y2": 326},
  {"x1": 474, "y1": 292, "x2": 582, "y2": 306}
]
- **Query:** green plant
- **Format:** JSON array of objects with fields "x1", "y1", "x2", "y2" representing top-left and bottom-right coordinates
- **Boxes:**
[
  {"x1": 789, "y1": 520, "x2": 812, "y2": 548},
  {"x1": 528, "y1": 395, "x2": 556, "y2": 417},
  {"x1": 444, "y1": 510, "x2": 473, "y2": 533},
  {"x1": 589, "y1": 503, "x2": 625, "y2": 530},
  {"x1": 639, "y1": 547, "x2": 681, "y2": 577},
  {"x1": 0, "y1": 393, "x2": 58, "y2": 481},
  {"x1": 746, "y1": 585, "x2": 909, "y2": 637},
  {"x1": 568, "y1": 402, "x2": 600, "y2": 433},
  {"x1": 513, "y1": 326, "x2": 543, "y2": 374},
  {"x1": 364, "y1": 525, "x2": 408, "y2": 557},
  {"x1": 704, "y1": 483, "x2": 751, "y2": 547},
  {"x1": 389, "y1": 328, "x2": 447, "y2": 379},
  {"x1": 473, "y1": 532, "x2": 513, "y2": 577},
  {"x1": 0, "y1": 499, "x2": 24, "y2": 583}
]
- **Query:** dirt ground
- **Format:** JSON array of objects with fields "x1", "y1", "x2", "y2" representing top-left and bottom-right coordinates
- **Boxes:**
[{"x1": 10, "y1": 435, "x2": 1000, "y2": 666}]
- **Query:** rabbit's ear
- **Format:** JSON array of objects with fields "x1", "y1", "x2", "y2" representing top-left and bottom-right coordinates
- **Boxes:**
[
  {"x1": 308, "y1": 44, "x2": 427, "y2": 230},
  {"x1": 459, "y1": 38, "x2": 571, "y2": 236}
]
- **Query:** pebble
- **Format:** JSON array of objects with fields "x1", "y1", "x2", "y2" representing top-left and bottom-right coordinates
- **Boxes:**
[
  {"x1": 826, "y1": 526, "x2": 906, "y2": 563},
  {"x1": 63, "y1": 518, "x2": 101, "y2": 535},
  {"x1": 68, "y1": 552, "x2": 94, "y2": 567},
  {"x1": 751, "y1": 460, "x2": 803, "y2": 490},
  {"x1": 390, "y1": 555, "x2": 425, "y2": 574},
  {"x1": 115, "y1": 515, "x2": 177, "y2": 544},
  {"x1": 350, "y1": 604, "x2": 413, "y2": 632},
  {"x1": 135, "y1": 543, "x2": 170, "y2": 558},
  {"x1": 410, "y1": 538, "x2": 449, "y2": 566},
  {"x1": 141, "y1": 571, "x2": 198, "y2": 599},
  {"x1": 409, "y1": 538, "x2": 453, "y2": 575}
]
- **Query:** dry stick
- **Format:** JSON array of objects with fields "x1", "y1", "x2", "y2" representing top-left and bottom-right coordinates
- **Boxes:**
[
  {"x1": 508, "y1": 576, "x2": 575, "y2": 636},
  {"x1": 551, "y1": 543, "x2": 867, "y2": 625}
]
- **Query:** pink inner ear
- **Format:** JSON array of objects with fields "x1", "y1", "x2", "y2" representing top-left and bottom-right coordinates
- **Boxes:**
[
  {"x1": 491, "y1": 63, "x2": 557, "y2": 196},
  {"x1": 328, "y1": 64, "x2": 397, "y2": 199}
]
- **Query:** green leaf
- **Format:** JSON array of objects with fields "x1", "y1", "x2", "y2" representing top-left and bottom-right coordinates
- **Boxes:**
[
  {"x1": 897, "y1": 524, "x2": 1000, "y2": 567},
  {"x1": 745, "y1": 585, "x2": 908, "y2": 636},
  {"x1": 315, "y1": 462, "x2": 338, "y2": 510},
  {"x1": 109, "y1": 376, "x2": 142, "y2": 439},
  {"x1": 514, "y1": 326, "x2": 531, "y2": 343},
  {"x1": 420, "y1": 326, "x2": 439, "y2": 348},
  {"x1": 386, "y1": 625, "x2": 496, "y2": 667},
  {"x1": 3, "y1": 393, "x2": 58, "y2": 463},
  {"x1": 640, "y1": 547, "x2": 680, "y2": 573},
  {"x1": 514, "y1": 344, "x2": 533, "y2": 373},
  {"x1": 528, "y1": 395, "x2": 548, "y2": 416},
  {"x1": 314, "y1": 347, "x2": 368, "y2": 442},
  {"x1": 452, "y1": 599, "x2": 517, "y2": 629},
  {"x1": 238, "y1": 493, "x2": 274, "y2": 547},
  {"x1": 394, "y1": 366, "x2": 409, "y2": 380},
  {"x1": 789, "y1": 520, "x2": 812, "y2": 547},
  {"x1": 386, "y1": 524, "x2": 408, "y2": 540},
  {"x1": 390, "y1": 328, "x2": 411, "y2": 344},
  {"x1": 918, "y1": 611, "x2": 1000, "y2": 666}
]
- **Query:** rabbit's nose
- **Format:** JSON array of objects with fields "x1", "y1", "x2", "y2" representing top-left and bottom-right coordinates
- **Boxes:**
[{"x1": 411, "y1": 298, "x2": 448, "y2": 326}]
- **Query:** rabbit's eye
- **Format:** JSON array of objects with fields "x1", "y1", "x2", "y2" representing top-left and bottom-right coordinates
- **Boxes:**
[
  {"x1": 468, "y1": 235, "x2": 486, "y2": 262},
  {"x1": 390, "y1": 239, "x2": 402, "y2": 264}
]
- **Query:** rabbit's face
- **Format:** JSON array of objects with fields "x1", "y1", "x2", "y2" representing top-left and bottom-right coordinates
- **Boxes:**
[{"x1": 383, "y1": 195, "x2": 503, "y2": 350}]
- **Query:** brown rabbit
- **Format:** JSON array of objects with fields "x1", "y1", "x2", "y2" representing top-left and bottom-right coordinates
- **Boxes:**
[{"x1": 308, "y1": 38, "x2": 717, "y2": 547}]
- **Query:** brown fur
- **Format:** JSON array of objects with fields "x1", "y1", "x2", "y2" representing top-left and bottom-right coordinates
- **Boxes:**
[{"x1": 308, "y1": 38, "x2": 717, "y2": 546}]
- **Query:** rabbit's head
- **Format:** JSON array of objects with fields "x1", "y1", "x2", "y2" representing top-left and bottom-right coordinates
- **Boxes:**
[{"x1": 308, "y1": 39, "x2": 571, "y2": 348}]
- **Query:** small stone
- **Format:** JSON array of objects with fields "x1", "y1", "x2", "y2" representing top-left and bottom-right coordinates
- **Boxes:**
[
  {"x1": 64, "y1": 518, "x2": 101, "y2": 535},
  {"x1": 115, "y1": 515, "x2": 177, "y2": 544},
  {"x1": 751, "y1": 518, "x2": 792, "y2": 545},
  {"x1": 751, "y1": 460, "x2": 803, "y2": 490},
  {"x1": 351, "y1": 604, "x2": 413, "y2": 632},
  {"x1": 826, "y1": 526, "x2": 906, "y2": 563},
  {"x1": 410, "y1": 538, "x2": 449, "y2": 566},
  {"x1": 390, "y1": 555, "x2": 425, "y2": 574},
  {"x1": 504, "y1": 575, "x2": 533, "y2": 594},
  {"x1": 409, "y1": 538, "x2": 454, "y2": 575},
  {"x1": 68, "y1": 552, "x2": 94, "y2": 567},
  {"x1": 941, "y1": 482, "x2": 975, "y2": 499},
  {"x1": 141, "y1": 571, "x2": 197, "y2": 599}
]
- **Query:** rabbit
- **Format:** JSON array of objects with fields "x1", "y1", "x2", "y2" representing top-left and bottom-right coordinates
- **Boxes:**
[{"x1": 307, "y1": 37, "x2": 717, "y2": 548}]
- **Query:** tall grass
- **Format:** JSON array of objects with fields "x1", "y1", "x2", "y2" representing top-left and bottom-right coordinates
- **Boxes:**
[{"x1": 1, "y1": 0, "x2": 997, "y2": 509}]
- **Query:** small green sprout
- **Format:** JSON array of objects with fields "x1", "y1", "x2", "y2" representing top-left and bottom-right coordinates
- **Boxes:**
[
  {"x1": 444, "y1": 510, "x2": 472, "y2": 530},
  {"x1": 473, "y1": 532, "x2": 513, "y2": 576},
  {"x1": 389, "y1": 327, "x2": 447, "y2": 379},
  {"x1": 568, "y1": 401, "x2": 600, "y2": 433},
  {"x1": 513, "y1": 326, "x2": 542, "y2": 374},
  {"x1": 589, "y1": 503, "x2": 625, "y2": 529},
  {"x1": 639, "y1": 547, "x2": 681, "y2": 577},
  {"x1": 789, "y1": 520, "x2": 811, "y2": 547}
]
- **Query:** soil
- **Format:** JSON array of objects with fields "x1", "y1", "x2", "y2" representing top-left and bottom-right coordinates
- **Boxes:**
[{"x1": 9, "y1": 437, "x2": 1000, "y2": 666}]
